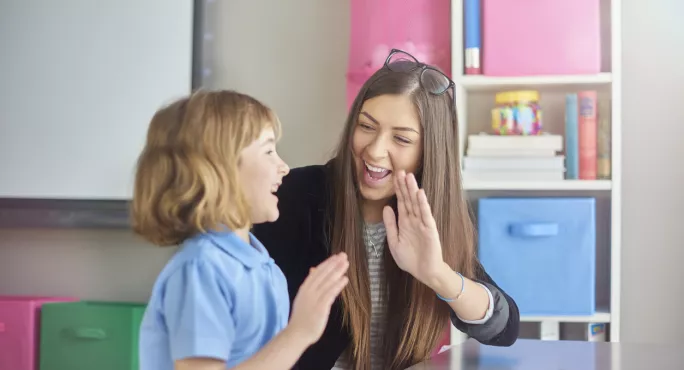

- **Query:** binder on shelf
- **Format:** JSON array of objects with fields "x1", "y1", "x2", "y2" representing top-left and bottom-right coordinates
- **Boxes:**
[
  {"x1": 464, "y1": 0, "x2": 481, "y2": 74},
  {"x1": 578, "y1": 91, "x2": 598, "y2": 180},
  {"x1": 565, "y1": 94, "x2": 579, "y2": 179}
]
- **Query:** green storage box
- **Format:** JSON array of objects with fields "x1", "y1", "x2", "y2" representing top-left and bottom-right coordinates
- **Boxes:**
[{"x1": 39, "y1": 301, "x2": 146, "y2": 370}]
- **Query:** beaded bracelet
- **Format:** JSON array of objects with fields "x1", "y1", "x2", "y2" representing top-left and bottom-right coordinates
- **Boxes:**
[{"x1": 436, "y1": 271, "x2": 465, "y2": 302}]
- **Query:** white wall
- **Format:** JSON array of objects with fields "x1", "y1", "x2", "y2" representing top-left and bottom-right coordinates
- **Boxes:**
[
  {"x1": 0, "y1": 229, "x2": 174, "y2": 302},
  {"x1": 0, "y1": 0, "x2": 193, "y2": 199},
  {"x1": 620, "y1": 0, "x2": 684, "y2": 343},
  {"x1": 1, "y1": 0, "x2": 683, "y2": 345},
  {"x1": 201, "y1": 0, "x2": 350, "y2": 167},
  {"x1": 0, "y1": 0, "x2": 350, "y2": 300}
]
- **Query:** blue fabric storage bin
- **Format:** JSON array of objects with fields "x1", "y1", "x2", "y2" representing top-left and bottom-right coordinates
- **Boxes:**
[{"x1": 477, "y1": 197, "x2": 596, "y2": 316}]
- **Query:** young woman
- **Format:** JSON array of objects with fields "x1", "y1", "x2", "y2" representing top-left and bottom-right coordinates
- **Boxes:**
[
  {"x1": 132, "y1": 90, "x2": 349, "y2": 370},
  {"x1": 253, "y1": 49, "x2": 520, "y2": 370}
]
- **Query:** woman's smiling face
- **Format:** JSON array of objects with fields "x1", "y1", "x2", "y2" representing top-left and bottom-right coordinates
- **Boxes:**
[{"x1": 351, "y1": 94, "x2": 423, "y2": 203}]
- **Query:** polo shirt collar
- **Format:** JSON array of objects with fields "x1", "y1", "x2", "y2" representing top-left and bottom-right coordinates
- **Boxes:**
[{"x1": 206, "y1": 229, "x2": 273, "y2": 269}]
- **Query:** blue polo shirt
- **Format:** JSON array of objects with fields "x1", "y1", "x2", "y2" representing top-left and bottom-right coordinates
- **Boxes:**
[{"x1": 138, "y1": 230, "x2": 290, "y2": 369}]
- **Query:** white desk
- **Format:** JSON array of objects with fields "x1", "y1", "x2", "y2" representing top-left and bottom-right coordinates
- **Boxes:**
[{"x1": 407, "y1": 339, "x2": 684, "y2": 369}]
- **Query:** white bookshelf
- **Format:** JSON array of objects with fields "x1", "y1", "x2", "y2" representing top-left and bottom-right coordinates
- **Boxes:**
[
  {"x1": 458, "y1": 73, "x2": 613, "y2": 91},
  {"x1": 520, "y1": 311, "x2": 611, "y2": 324},
  {"x1": 464, "y1": 179, "x2": 612, "y2": 191},
  {"x1": 449, "y1": 0, "x2": 622, "y2": 344}
]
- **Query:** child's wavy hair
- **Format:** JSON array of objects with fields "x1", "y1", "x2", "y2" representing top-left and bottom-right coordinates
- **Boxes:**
[{"x1": 131, "y1": 89, "x2": 281, "y2": 246}]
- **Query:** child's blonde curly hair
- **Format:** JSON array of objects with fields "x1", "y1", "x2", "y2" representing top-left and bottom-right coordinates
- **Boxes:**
[{"x1": 131, "y1": 89, "x2": 281, "y2": 246}]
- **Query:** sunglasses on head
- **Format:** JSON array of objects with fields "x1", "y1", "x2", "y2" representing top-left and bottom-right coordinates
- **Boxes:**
[{"x1": 383, "y1": 49, "x2": 456, "y2": 107}]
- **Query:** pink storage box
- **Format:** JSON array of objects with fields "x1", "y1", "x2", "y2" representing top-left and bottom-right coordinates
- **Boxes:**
[
  {"x1": 482, "y1": 0, "x2": 602, "y2": 76},
  {"x1": 346, "y1": 0, "x2": 452, "y2": 108},
  {"x1": 0, "y1": 296, "x2": 78, "y2": 370}
]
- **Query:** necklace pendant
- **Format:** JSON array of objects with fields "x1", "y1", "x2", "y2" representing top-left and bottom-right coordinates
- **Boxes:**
[{"x1": 369, "y1": 241, "x2": 380, "y2": 258}]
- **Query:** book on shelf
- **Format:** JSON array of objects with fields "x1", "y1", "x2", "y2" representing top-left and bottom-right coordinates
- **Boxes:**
[
  {"x1": 597, "y1": 100, "x2": 612, "y2": 179},
  {"x1": 463, "y1": 133, "x2": 565, "y2": 182},
  {"x1": 565, "y1": 94, "x2": 579, "y2": 179},
  {"x1": 565, "y1": 91, "x2": 612, "y2": 180},
  {"x1": 464, "y1": 0, "x2": 481, "y2": 75},
  {"x1": 578, "y1": 91, "x2": 598, "y2": 179}
]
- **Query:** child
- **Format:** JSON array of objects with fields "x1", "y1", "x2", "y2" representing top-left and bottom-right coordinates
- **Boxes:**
[{"x1": 131, "y1": 90, "x2": 349, "y2": 370}]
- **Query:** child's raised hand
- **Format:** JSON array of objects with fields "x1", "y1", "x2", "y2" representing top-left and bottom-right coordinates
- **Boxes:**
[{"x1": 287, "y1": 253, "x2": 349, "y2": 346}]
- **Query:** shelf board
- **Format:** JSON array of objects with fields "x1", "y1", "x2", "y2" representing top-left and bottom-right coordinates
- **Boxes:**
[
  {"x1": 456, "y1": 73, "x2": 612, "y2": 91},
  {"x1": 521, "y1": 311, "x2": 611, "y2": 323},
  {"x1": 463, "y1": 180, "x2": 612, "y2": 191}
]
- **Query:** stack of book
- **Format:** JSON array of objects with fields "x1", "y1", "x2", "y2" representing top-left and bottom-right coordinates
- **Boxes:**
[
  {"x1": 565, "y1": 91, "x2": 611, "y2": 180},
  {"x1": 463, "y1": 133, "x2": 565, "y2": 182}
]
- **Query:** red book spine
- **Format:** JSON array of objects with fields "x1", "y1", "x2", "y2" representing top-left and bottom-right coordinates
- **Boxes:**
[{"x1": 578, "y1": 91, "x2": 598, "y2": 180}]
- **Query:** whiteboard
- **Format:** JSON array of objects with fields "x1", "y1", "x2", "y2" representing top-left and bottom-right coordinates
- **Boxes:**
[{"x1": 0, "y1": 0, "x2": 193, "y2": 199}]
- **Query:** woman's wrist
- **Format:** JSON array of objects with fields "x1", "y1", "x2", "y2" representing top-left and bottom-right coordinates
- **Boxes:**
[{"x1": 427, "y1": 262, "x2": 465, "y2": 299}]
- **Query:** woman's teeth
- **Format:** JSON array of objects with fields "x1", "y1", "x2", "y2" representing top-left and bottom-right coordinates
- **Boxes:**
[
  {"x1": 365, "y1": 161, "x2": 391, "y2": 179},
  {"x1": 365, "y1": 162, "x2": 386, "y2": 173}
]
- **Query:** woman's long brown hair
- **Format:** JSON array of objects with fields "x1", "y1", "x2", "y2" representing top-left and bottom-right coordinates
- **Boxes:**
[{"x1": 329, "y1": 67, "x2": 478, "y2": 369}]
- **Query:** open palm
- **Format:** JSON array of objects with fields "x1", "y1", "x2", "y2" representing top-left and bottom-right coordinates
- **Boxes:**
[{"x1": 382, "y1": 171, "x2": 445, "y2": 284}]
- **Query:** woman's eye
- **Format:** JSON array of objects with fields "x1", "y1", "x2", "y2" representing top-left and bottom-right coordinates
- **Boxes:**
[
  {"x1": 395, "y1": 136, "x2": 411, "y2": 144},
  {"x1": 358, "y1": 123, "x2": 374, "y2": 130}
]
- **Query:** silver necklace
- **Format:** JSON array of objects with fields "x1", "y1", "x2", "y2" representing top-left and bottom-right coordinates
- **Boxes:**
[
  {"x1": 368, "y1": 238, "x2": 380, "y2": 258},
  {"x1": 365, "y1": 228, "x2": 381, "y2": 258}
]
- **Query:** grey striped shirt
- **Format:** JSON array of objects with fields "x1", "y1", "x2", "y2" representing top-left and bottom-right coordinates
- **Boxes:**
[
  {"x1": 332, "y1": 222, "x2": 387, "y2": 370},
  {"x1": 330, "y1": 222, "x2": 506, "y2": 370}
]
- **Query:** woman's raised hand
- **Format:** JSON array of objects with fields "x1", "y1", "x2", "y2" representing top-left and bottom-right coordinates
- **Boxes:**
[{"x1": 383, "y1": 171, "x2": 445, "y2": 285}]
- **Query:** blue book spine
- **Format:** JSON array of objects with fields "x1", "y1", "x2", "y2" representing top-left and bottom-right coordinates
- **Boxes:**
[
  {"x1": 565, "y1": 94, "x2": 579, "y2": 179},
  {"x1": 464, "y1": 0, "x2": 481, "y2": 73}
]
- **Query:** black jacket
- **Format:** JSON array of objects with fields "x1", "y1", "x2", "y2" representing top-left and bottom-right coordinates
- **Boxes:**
[{"x1": 252, "y1": 163, "x2": 520, "y2": 370}]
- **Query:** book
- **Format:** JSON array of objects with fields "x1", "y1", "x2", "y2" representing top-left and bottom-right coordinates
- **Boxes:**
[
  {"x1": 464, "y1": 0, "x2": 481, "y2": 74},
  {"x1": 467, "y1": 148, "x2": 557, "y2": 157},
  {"x1": 467, "y1": 133, "x2": 563, "y2": 151},
  {"x1": 464, "y1": 156, "x2": 565, "y2": 171},
  {"x1": 597, "y1": 99, "x2": 612, "y2": 179},
  {"x1": 578, "y1": 91, "x2": 598, "y2": 180},
  {"x1": 565, "y1": 94, "x2": 579, "y2": 179},
  {"x1": 463, "y1": 134, "x2": 565, "y2": 182},
  {"x1": 463, "y1": 171, "x2": 565, "y2": 182}
]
